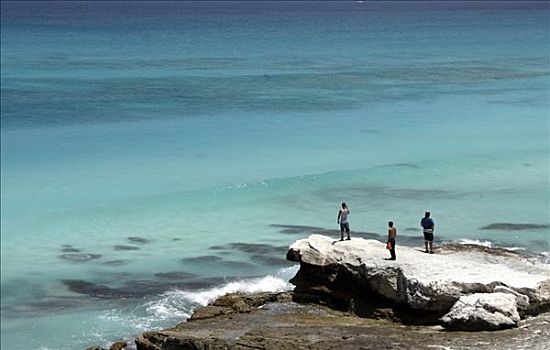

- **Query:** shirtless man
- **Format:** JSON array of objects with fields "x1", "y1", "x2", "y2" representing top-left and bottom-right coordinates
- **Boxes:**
[
  {"x1": 337, "y1": 202, "x2": 351, "y2": 241},
  {"x1": 386, "y1": 221, "x2": 397, "y2": 260}
]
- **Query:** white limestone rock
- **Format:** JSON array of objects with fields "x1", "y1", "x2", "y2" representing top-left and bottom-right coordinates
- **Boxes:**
[
  {"x1": 441, "y1": 292, "x2": 520, "y2": 331},
  {"x1": 493, "y1": 285, "x2": 530, "y2": 313},
  {"x1": 287, "y1": 235, "x2": 550, "y2": 318}
]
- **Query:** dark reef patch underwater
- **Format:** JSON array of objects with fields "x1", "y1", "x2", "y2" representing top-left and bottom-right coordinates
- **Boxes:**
[{"x1": 481, "y1": 223, "x2": 550, "y2": 231}]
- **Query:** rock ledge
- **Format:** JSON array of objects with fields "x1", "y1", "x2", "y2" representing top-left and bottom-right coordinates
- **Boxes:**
[
  {"x1": 287, "y1": 235, "x2": 550, "y2": 330},
  {"x1": 133, "y1": 291, "x2": 550, "y2": 350}
]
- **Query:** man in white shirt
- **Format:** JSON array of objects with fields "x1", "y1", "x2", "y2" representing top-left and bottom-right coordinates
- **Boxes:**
[{"x1": 337, "y1": 202, "x2": 351, "y2": 241}]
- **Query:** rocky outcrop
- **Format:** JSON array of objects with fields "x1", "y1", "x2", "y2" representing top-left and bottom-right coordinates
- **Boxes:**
[
  {"x1": 85, "y1": 341, "x2": 127, "y2": 350},
  {"x1": 109, "y1": 342, "x2": 127, "y2": 350},
  {"x1": 134, "y1": 291, "x2": 550, "y2": 350},
  {"x1": 135, "y1": 292, "x2": 292, "y2": 350},
  {"x1": 286, "y1": 235, "x2": 550, "y2": 328},
  {"x1": 441, "y1": 292, "x2": 520, "y2": 330},
  {"x1": 188, "y1": 291, "x2": 292, "y2": 321},
  {"x1": 85, "y1": 234, "x2": 550, "y2": 350},
  {"x1": 493, "y1": 285, "x2": 530, "y2": 314}
]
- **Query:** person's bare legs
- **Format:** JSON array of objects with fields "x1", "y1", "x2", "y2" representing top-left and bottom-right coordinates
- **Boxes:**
[
  {"x1": 424, "y1": 240, "x2": 429, "y2": 253},
  {"x1": 429, "y1": 241, "x2": 433, "y2": 254}
]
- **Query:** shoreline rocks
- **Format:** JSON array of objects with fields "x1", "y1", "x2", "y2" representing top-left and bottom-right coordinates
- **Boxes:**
[
  {"x1": 441, "y1": 292, "x2": 520, "y2": 331},
  {"x1": 85, "y1": 341, "x2": 127, "y2": 350},
  {"x1": 133, "y1": 291, "x2": 550, "y2": 350},
  {"x1": 286, "y1": 235, "x2": 550, "y2": 329},
  {"x1": 135, "y1": 292, "x2": 293, "y2": 350},
  {"x1": 90, "y1": 234, "x2": 550, "y2": 349},
  {"x1": 187, "y1": 291, "x2": 292, "y2": 321}
]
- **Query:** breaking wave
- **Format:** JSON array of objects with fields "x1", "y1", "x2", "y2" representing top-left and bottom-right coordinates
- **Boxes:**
[
  {"x1": 454, "y1": 238, "x2": 525, "y2": 252},
  {"x1": 98, "y1": 265, "x2": 299, "y2": 349},
  {"x1": 455, "y1": 239, "x2": 494, "y2": 248},
  {"x1": 144, "y1": 265, "x2": 298, "y2": 321}
]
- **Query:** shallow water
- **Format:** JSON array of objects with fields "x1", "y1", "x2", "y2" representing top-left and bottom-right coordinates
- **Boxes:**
[{"x1": 1, "y1": 1, "x2": 549, "y2": 349}]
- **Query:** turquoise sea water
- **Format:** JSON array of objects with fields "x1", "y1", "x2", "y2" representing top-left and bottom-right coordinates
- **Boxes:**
[{"x1": 1, "y1": 1, "x2": 549, "y2": 349}]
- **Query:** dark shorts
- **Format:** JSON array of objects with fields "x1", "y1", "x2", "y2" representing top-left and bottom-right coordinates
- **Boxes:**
[
  {"x1": 340, "y1": 222, "x2": 350, "y2": 233},
  {"x1": 423, "y1": 231, "x2": 434, "y2": 242}
]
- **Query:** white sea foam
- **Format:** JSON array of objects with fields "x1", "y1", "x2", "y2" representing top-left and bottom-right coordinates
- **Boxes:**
[
  {"x1": 162, "y1": 266, "x2": 297, "y2": 307},
  {"x1": 145, "y1": 294, "x2": 193, "y2": 321},
  {"x1": 455, "y1": 239, "x2": 494, "y2": 248},
  {"x1": 455, "y1": 239, "x2": 525, "y2": 252},
  {"x1": 501, "y1": 247, "x2": 526, "y2": 252},
  {"x1": 145, "y1": 265, "x2": 298, "y2": 321},
  {"x1": 97, "y1": 265, "x2": 300, "y2": 345}
]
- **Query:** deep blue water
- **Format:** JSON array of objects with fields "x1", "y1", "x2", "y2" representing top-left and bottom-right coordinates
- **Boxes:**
[{"x1": 1, "y1": 2, "x2": 549, "y2": 349}]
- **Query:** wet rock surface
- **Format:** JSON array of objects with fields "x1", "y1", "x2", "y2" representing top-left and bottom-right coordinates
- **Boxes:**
[
  {"x1": 109, "y1": 341, "x2": 127, "y2": 350},
  {"x1": 135, "y1": 292, "x2": 550, "y2": 350},
  {"x1": 188, "y1": 292, "x2": 292, "y2": 321},
  {"x1": 86, "y1": 340, "x2": 127, "y2": 350}
]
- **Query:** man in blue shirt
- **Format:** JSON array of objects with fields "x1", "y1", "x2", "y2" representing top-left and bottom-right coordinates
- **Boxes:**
[{"x1": 421, "y1": 211, "x2": 435, "y2": 254}]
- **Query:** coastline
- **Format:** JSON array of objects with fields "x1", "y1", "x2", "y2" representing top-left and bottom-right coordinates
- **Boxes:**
[
  {"x1": 88, "y1": 235, "x2": 550, "y2": 350},
  {"x1": 134, "y1": 294, "x2": 549, "y2": 350},
  {"x1": 3, "y1": 2, "x2": 549, "y2": 348}
]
